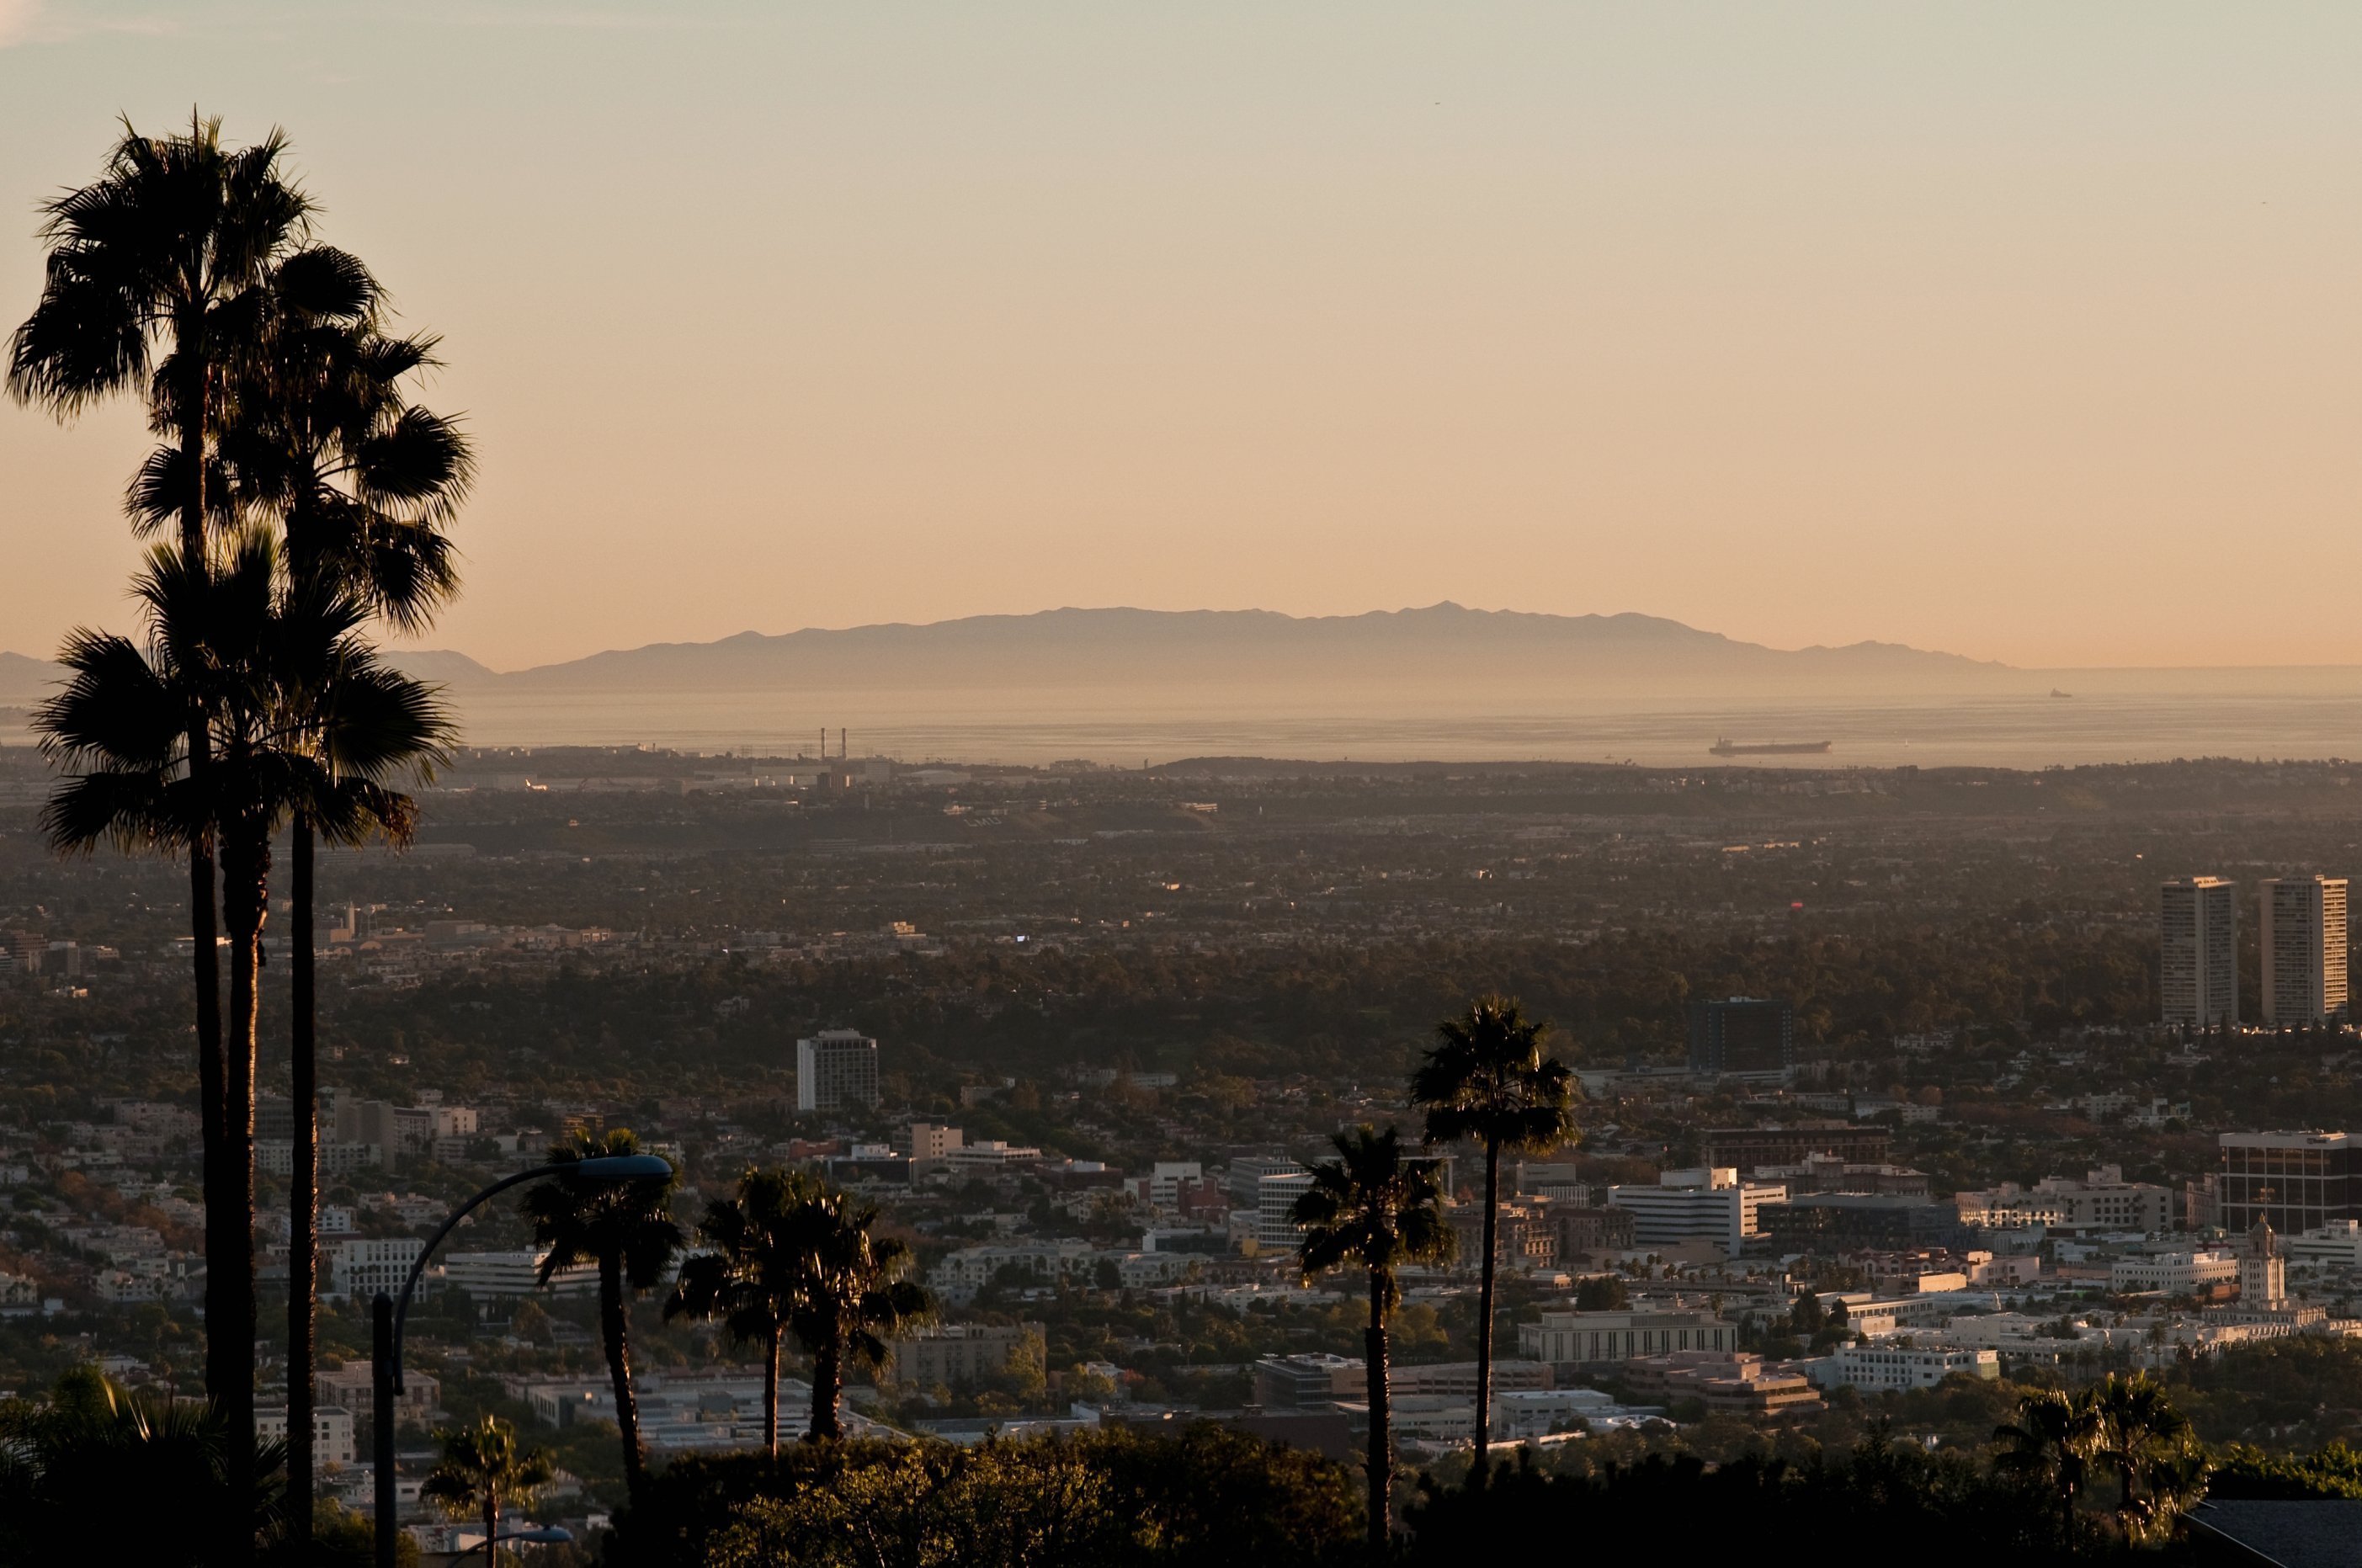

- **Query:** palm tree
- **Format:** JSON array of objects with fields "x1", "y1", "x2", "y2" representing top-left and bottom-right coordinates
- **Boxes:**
[
  {"x1": 666, "y1": 1166, "x2": 828, "y2": 1454},
  {"x1": 8, "y1": 115, "x2": 311, "y2": 1480},
  {"x1": 2092, "y1": 1372, "x2": 2203, "y2": 1539},
  {"x1": 520, "y1": 1129, "x2": 682, "y2": 1501},
  {"x1": 224, "y1": 242, "x2": 471, "y2": 1544},
  {"x1": 1994, "y1": 1385, "x2": 2102, "y2": 1545},
  {"x1": 421, "y1": 1416, "x2": 551, "y2": 1568},
  {"x1": 1408, "y1": 997, "x2": 1573, "y2": 1472},
  {"x1": 1294, "y1": 1124, "x2": 1455, "y2": 1559},
  {"x1": 786, "y1": 1190, "x2": 930, "y2": 1442}
]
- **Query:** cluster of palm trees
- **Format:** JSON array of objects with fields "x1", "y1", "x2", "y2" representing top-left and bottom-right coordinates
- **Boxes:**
[
  {"x1": 8, "y1": 115, "x2": 470, "y2": 1563},
  {"x1": 1994, "y1": 1373, "x2": 2207, "y2": 1544},
  {"x1": 1292, "y1": 997, "x2": 1577, "y2": 1556}
]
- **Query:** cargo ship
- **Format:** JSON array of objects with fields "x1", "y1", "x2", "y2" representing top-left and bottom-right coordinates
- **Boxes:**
[{"x1": 1709, "y1": 737, "x2": 1833, "y2": 757}]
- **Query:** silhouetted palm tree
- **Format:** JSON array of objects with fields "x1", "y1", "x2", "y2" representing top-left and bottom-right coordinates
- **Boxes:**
[
  {"x1": 421, "y1": 1416, "x2": 551, "y2": 1568},
  {"x1": 1294, "y1": 1124, "x2": 1455, "y2": 1559},
  {"x1": 786, "y1": 1190, "x2": 929, "y2": 1442},
  {"x1": 2093, "y1": 1372, "x2": 2204, "y2": 1539},
  {"x1": 1409, "y1": 997, "x2": 1573, "y2": 1472},
  {"x1": 1995, "y1": 1385, "x2": 2102, "y2": 1545},
  {"x1": 667, "y1": 1166, "x2": 828, "y2": 1454},
  {"x1": 8, "y1": 118, "x2": 311, "y2": 1495},
  {"x1": 225, "y1": 242, "x2": 471, "y2": 1541},
  {"x1": 520, "y1": 1129, "x2": 682, "y2": 1501}
]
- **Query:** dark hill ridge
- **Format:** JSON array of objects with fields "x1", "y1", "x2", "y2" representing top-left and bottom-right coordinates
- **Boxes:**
[{"x1": 0, "y1": 603, "x2": 2013, "y2": 699}]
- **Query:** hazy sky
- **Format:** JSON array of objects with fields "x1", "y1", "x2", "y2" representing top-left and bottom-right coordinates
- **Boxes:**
[{"x1": 4, "y1": 3, "x2": 2359, "y2": 671}]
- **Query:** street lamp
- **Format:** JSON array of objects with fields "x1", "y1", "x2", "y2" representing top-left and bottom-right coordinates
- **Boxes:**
[
  {"x1": 463, "y1": 1523, "x2": 573, "y2": 1561},
  {"x1": 373, "y1": 1155, "x2": 671, "y2": 1568}
]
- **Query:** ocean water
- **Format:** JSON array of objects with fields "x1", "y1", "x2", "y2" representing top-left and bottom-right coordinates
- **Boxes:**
[{"x1": 432, "y1": 678, "x2": 2362, "y2": 769}]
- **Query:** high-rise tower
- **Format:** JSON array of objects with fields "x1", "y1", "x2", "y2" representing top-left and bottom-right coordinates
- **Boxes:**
[
  {"x1": 2160, "y1": 877, "x2": 2237, "y2": 1026},
  {"x1": 2260, "y1": 875, "x2": 2349, "y2": 1025}
]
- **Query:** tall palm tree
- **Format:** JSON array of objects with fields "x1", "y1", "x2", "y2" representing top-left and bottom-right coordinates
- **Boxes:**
[
  {"x1": 666, "y1": 1166, "x2": 828, "y2": 1454},
  {"x1": 35, "y1": 534, "x2": 448, "y2": 1548},
  {"x1": 224, "y1": 242, "x2": 472, "y2": 1544},
  {"x1": 520, "y1": 1129, "x2": 682, "y2": 1502},
  {"x1": 8, "y1": 116, "x2": 311, "y2": 1480},
  {"x1": 1294, "y1": 1124, "x2": 1455, "y2": 1559},
  {"x1": 1408, "y1": 997, "x2": 1573, "y2": 1473},
  {"x1": 1995, "y1": 1385, "x2": 2103, "y2": 1545},
  {"x1": 421, "y1": 1416, "x2": 551, "y2": 1568},
  {"x1": 2092, "y1": 1372, "x2": 2202, "y2": 1539},
  {"x1": 785, "y1": 1190, "x2": 929, "y2": 1442}
]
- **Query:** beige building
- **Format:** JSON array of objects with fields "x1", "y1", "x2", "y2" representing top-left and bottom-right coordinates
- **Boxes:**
[
  {"x1": 1518, "y1": 1308, "x2": 1735, "y2": 1365},
  {"x1": 882, "y1": 1321, "x2": 1043, "y2": 1388},
  {"x1": 2261, "y1": 876, "x2": 2349, "y2": 1025}
]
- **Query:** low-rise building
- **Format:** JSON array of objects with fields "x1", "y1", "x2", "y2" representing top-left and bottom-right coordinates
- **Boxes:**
[
  {"x1": 328, "y1": 1237, "x2": 425, "y2": 1302},
  {"x1": 2111, "y1": 1250, "x2": 2239, "y2": 1295},
  {"x1": 1253, "y1": 1353, "x2": 1366, "y2": 1408},
  {"x1": 1519, "y1": 1309, "x2": 1736, "y2": 1366},
  {"x1": 882, "y1": 1322, "x2": 1045, "y2": 1388},
  {"x1": 1620, "y1": 1351, "x2": 1822, "y2": 1416},
  {"x1": 1956, "y1": 1167, "x2": 2174, "y2": 1235},
  {"x1": 442, "y1": 1249, "x2": 598, "y2": 1299},
  {"x1": 257, "y1": 1405, "x2": 357, "y2": 1467},
  {"x1": 1607, "y1": 1169, "x2": 1787, "y2": 1256},
  {"x1": 317, "y1": 1362, "x2": 437, "y2": 1424},
  {"x1": 1809, "y1": 1344, "x2": 1999, "y2": 1391}
]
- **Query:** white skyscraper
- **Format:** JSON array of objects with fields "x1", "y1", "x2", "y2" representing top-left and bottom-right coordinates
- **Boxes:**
[
  {"x1": 2261, "y1": 875, "x2": 2349, "y2": 1025},
  {"x1": 796, "y1": 1029, "x2": 882, "y2": 1113},
  {"x1": 2160, "y1": 877, "x2": 2237, "y2": 1026}
]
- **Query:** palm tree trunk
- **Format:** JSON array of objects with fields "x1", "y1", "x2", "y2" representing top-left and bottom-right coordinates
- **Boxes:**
[
  {"x1": 1365, "y1": 1273, "x2": 1391, "y2": 1561},
  {"x1": 598, "y1": 1253, "x2": 646, "y2": 1502},
  {"x1": 287, "y1": 816, "x2": 316, "y2": 1555},
  {"x1": 764, "y1": 1326, "x2": 780, "y2": 1456},
  {"x1": 1475, "y1": 1140, "x2": 1499, "y2": 1475},
  {"x1": 220, "y1": 817, "x2": 268, "y2": 1545},
  {"x1": 484, "y1": 1484, "x2": 500, "y2": 1568},
  {"x1": 809, "y1": 1335, "x2": 843, "y2": 1442}
]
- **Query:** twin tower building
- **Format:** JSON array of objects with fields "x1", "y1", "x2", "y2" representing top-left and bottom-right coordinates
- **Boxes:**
[{"x1": 2161, "y1": 874, "x2": 2349, "y2": 1027}]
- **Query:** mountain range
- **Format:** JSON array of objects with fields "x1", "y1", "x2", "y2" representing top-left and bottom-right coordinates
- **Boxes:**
[
  {"x1": 0, "y1": 604, "x2": 2014, "y2": 704},
  {"x1": 0, "y1": 604, "x2": 2015, "y2": 705}
]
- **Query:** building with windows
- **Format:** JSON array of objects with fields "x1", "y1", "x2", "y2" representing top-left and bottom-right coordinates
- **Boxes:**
[
  {"x1": 440, "y1": 1249, "x2": 599, "y2": 1299},
  {"x1": 1253, "y1": 1168, "x2": 1315, "y2": 1252},
  {"x1": 2262, "y1": 876, "x2": 2349, "y2": 1026},
  {"x1": 257, "y1": 1406, "x2": 356, "y2": 1467},
  {"x1": 2217, "y1": 1132, "x2": 2362, "y2": 1235},
  {"x1": 2109, "y1": 1249, "x2": 2238, "y2": 1294},
  {"x1": 1518, "y1": 1308, "x2": 1735, "y2": 1366},
  {"x1": 1809, "y1": 1345, "x2": 1998, "y2": 1392},
  {"x1": 1253, "y1": 1353, "x2": 1367, "y2": 1408},
  {"x1": 796, "y1": 1029, "x2": 881, "y2": 1113},
  {"x1": 1686, "y1": 997, "x2": 1796, "y2": 1078},
  {"x1": 1953, "y1": 1167, "x2": 2174, "y2": 1235},
  {"x1": 2161, "y1": 876, "x2": 2238, "y2": 1025},
  {"x1": 1703, "y1": 1124, "x2": 1890, "y2": 1171},
  {"x1": 1607, "y1": 1168, "x2": 1787, "y2": 1255},
  {"x1": 882, "y1": 1322, "x2": 1044, "y2": 1387},
  {"x1": 327, "y1": 1236, "x2": 425, "y2": 1302}
]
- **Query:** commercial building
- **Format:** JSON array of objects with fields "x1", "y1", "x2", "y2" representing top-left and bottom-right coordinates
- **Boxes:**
[
  {"x1": 1253, "y1": 1353, "x2": 1366, "y2": 1408},
  {"x1": 882, "y1": 1322, "x2": 1045, "y2": 1388},
  {"x1": 1390, "y1": 1360, "x2": 1551, "y2": 1398},
  {"x1": 2261, "y1": 876, "x2": 2349, "y2": 1025},
  {"x1": 2109, "y1": 1250, "x2": 2238, "y2": 1294},
  {"x1": 1759, "y1": 1194, "x2": 1969, "y2": 1254},
  {"x1": 796, "y1": 1029, "x2": 881, "y2": 1114},
  {"x1": 2161, "y1": 876, "x2": 2238, "y2": 1026},
  {"x1": 317, "y1": 1362, "x2": 438, "y2": 1424},
  {"x1": 1704, "y1": 1124, "x2": 1890, "y2": 1171},
  {"x1": 441, "y1": 1249, "x2": 599, "y2": 1299},
  {"x1": 2217, "y1": 1132, "x2": 2362, "y2": 1235},
  {"x1": 1518, "y1": 1308, "x2": 1736, "y2": 1366},
  {"x1": 1607, "y1": 1168, "x2": 1787, "y2": 1256},
  {"x1": 1620, "y1": 1351, "x2": 1822, "y2": 1417},
  {"x1": 327, "y1": 1237, "x2": 425, "y2": 1302},
  {"x1": 1809, "y1": 1345, "x2": 1998, "y2": 1392},
  {"x1": 256, "y1": 1406, "x2": 356, "y2": 1467},
  {"x1": 1954, "y1": 1167, "x2": 2174, "y2": 1235},
  {"x1": 1253, "y1": 1168, "x2": 1315, "y2": 1253},
  {"x1": 1686, "y1": 997, "x2": 1795, "y2": 1078}
]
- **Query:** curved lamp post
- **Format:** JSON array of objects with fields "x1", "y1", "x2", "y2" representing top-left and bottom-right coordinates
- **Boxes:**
[{"x1": 373, "y1": 1155, "x2": 672, "y2": 1568}]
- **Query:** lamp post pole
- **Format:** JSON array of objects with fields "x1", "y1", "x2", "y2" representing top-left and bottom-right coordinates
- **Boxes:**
[{"x1": 371, "y1": 1155, "x2": 672, "y2": 1568}]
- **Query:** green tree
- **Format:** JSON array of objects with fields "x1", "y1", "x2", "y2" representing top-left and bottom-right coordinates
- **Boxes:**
[
  {"x1": 420, "y1": 1415, "x2": 551, "y2": 1568},
  {"x1": 1294, "y1": 1124, "x2": 1455, "y2": 1559},
  {"x1": 667, "y1": 1166, "x2": 828, "y2": 1454},
  {"x1": 519, "y1": 1129, "x2": 681, "y2": 1502},
  {"x1": 1409, "y1": 997, "x2": 1574, "y2": 1473},
  {"x1": 2091, "y1": 1371, "x2": 2205, "y2": 1540},
  {"x1": 8, "y1": 116, "x2": 311, "y2": 1517},
  {"x1": 787, "y1": 1190, "x2": 931, "y2": 1442},
  {"x1": 1993, "y1": 1385, "x2": 2102, "y2": 1544}
]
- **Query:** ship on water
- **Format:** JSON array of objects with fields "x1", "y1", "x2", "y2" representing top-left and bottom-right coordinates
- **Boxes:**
[{"x1": 1709, "y1": 737, "x2": 1833, "y2": 757}]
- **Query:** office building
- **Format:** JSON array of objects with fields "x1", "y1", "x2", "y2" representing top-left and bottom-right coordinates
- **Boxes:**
[
  {"x1": 1686, "y1": 997, "x2": 1795, "y2": 1077},
  {"x1": 442, "y1": 1249, "x2": 600, "y2": 1299},
  {"x1": 1253, "y1": 1353, "x2": 1367, "y2": 1408},
  {"x1": 327, "y1": 1236, "x2": 424, "y2": 1302},
  {"x1": 1518, "y1": 1308, "x2": 1735, "y2": 1365},
  {"x1": 256, "y1": 1406, "x2": 356, "y2": 1467},
  {"x1": 795, "y1": 1029, "x2": 881, "y2": 1114},
  {"x1": 882, "y1": 1322, "x2": 1044, "y2": 1387},
  {"x1": 2217, "y1": 1132, "x2": 2362, "y2": 1234},
  {"x1": 1254, "y1": 1168, "x2": 1315, "y2": 1252},
  {"x1": 2161, "y1": 877, "x2": 2238, "y2": 1025},
  {"x1": 2261, "y1": 876, "x2": 2349, "y2": 1025},
  {"x1": 1704, "y1": 1124, "x2": 1890, "y2": 1171},
  {"x1": 1606, "y1": 1168, "x2": 1787, "y2": 1256},
  {"x1": 1952, "y1": 1166, "x2": 2174, "y2": 1235}
]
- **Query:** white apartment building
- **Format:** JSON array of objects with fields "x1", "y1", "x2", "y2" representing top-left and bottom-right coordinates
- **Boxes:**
[
  {"x1": 2109, "y1": 1249, "x2": 2237, "y2": 1294},
  {"x1": 927, "y1": 1239, "x2": 1097, "y2": 1305},
  {"x1": 1254, "y1": 1169, "x2": 1315, "y2": 1253},
  {"x1": 442, "y1": 1249, "x2": 599, "y2": 1299},
  {"x1": 1518, "y1": 1309, "x2": 1735, "y2": 1365},
  {"x1": 1133, "y1": 1161, "x2": 1205, "y2": 1209},
  {"x1": 2161, "y1": 876, "x2": 2238, "y2": 1026},
  {"x1": 2262, "y1": 876, "x2": 2350, "y2": 1025},
  {"x1": 1810, "y1": 1344, "x2": 1998, "y2": 1391},
  {"x1": 1606, "y1": 1168, "x2": 1787, "y2": 1256},
  {"x1": 328, "y1": 1236, "x2": 425, "y2": 1302},
  {"x1": 796, "y1": 1029, "x2": 881, "y2": 1113},
  {"x1": 1955, "y1": 1167, "x2": 2173, "y2": 1235},
  {"x1": 257, "y1": 1406, "x2": 357, "y2": 1467}
]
